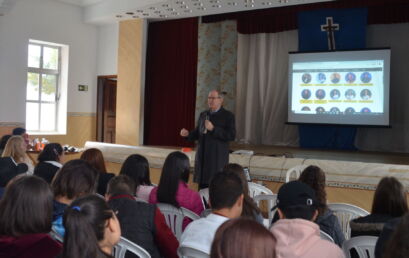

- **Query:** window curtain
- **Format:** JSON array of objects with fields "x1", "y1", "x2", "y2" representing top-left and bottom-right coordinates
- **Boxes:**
[
  {"x1": 144, "y1": 18, "x2": 198, "y2": 147},
  {"x1": 195, "y1": 20, "x2": 237, "y2": 121},
  {"x1": 235, "y1": 30, "x2": 299, "y2": 145}
]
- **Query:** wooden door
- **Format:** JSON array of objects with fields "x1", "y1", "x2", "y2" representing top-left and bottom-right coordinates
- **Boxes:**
[{"x1": 97, "y1": 76, "x2": 117, "y2": 143}]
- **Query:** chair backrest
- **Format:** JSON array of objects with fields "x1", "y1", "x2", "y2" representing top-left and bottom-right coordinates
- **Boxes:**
[
  {"x1": 178, "y1": 245, "x2": 209, "y2": 258},
  {"x1": 248, "y1": 182, "x2": 273, "y2": 198},
  {"x1": 320, "y1": 230, "x2": 335, "y2": 243},
  {"x1": 199, "y1": 188, "x2": 209, "y2": 209},
  {"x1": 113, "y1": 236, "x2": 151, "y2": 258},
  {"x1": 342, "y1": 236, "x2": 378, "y2": 258},
  {"x1": 327, "y1": 203, "x2": 370, "y2": 240},
  {"x1": 253, "y1": 194, "x2": 277, "y2": 225},
  {"x1": 285, "y1": 164, "x2": 308, "y2": 182},
  {"x1": 156, "y1": 203, "x2": 200, "y2": 240}
]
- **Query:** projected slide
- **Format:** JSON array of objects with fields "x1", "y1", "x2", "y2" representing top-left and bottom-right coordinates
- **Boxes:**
[{"x1": 288, "y1": 49, "x2": 390, "y2": 126}]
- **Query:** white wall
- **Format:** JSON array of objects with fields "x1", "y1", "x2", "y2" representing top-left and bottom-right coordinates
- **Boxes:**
[
  {"x1": 0, "y1": 0, "x2": 99, "y2": 123},
  {"x1": 97, "y1": 23, "x2": 118, "y2": 76}
]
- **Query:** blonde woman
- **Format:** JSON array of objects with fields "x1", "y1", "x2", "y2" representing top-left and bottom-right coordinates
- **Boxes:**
[{"x1": 1, "y1": 135, "x2": 34, "y2": 174}]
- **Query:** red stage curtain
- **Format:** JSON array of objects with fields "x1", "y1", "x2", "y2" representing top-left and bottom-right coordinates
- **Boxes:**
[
  {"x1": 144, "y1": 18, "x2": 198, "y2": 147},
  {"x1": 202, "y1": 0, "x2": 409, "y2": 34}
]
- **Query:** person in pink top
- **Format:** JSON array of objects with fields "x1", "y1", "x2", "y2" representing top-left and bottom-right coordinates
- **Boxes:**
[
  {"x1": 149, "y1": 151, "x2": 204, "y2": 229},
  {"x1": 120, "y1": 154, "x2": 155, "y2": 202},
  {"x1": 270, "y1": 181, "x2": 345, "y2": 258}
]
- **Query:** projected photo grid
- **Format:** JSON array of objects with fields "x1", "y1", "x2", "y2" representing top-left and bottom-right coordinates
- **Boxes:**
[{"x1": 292, "y1": 62, "x2": 384, "y2": 116}]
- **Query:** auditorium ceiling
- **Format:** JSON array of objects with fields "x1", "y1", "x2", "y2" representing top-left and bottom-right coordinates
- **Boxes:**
[{"x1": 54, "y1": 0, "x2": 333, "y2": 23}]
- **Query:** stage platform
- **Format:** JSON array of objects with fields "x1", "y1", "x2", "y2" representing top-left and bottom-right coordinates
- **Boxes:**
[{"x1": 229, "y1": 143, "x2": 409, "y2": 166}]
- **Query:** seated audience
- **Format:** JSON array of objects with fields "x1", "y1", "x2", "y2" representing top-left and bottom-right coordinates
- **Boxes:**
[
  {"x1": 106, "y1": 175, "x2": 178, "y2": 258},
  {"x1": 80, "y1": 148, "x2": 115, "y2": 196},
  {"x1": 1, "y1": 135, "x2": 34, "y2": 174},
  {"x1": 180, "y1": 172, "x2": 244, "y2": 255},
  {"x1": 375, "y1": 216, "x2": 403, "y2": 258},
  {"x1": 0, "y1": 158, "x2": 28, "y2": 188},
  {"x1": 149, "y1": 151, "x2": 204, "y2": 229},
  {"x1": 223, "y1": 163, "x2": 263, "y2": 224},
  {"x1": 378, "y1": 213, "x2": 409, "y2": 258},
  {"x1": 270, "y1": 181, "x2": 344, "y2": 258},
  {"x1": 0, "y1": 134, "x2": 11, "y2": 156},
  {"x1": 34, "y1": 143, "x2": 64, "y2": 184},
  {"x1": 210, "y1": 218, "x2": 276, "y2": 258},
  {"x1": 62, "y1": 194, "x2": 120, "y2": 258},
  {"x1": 0, "y1": 176, "x2": 62, "y2": 257},
  {"x1": 51, "y1": 159, "x2": 99, "y2": 237},
  {"x1": 350, "y1": 177, "x2": 407, "y2": 237},
  {"x1": 120, "y1": 154, "x2": 154, "y2": 202},
  {"x1": 298, "y1": 165, "x2": 345, "y2": 246},
  {"x1": 12, "y1": 127, "x2": 30, "y2": 148}
]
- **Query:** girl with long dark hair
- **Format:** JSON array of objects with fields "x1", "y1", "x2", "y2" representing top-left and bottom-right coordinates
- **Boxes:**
[{"x1": 149, "y1": 151, "x2": 204, "y2": 229}]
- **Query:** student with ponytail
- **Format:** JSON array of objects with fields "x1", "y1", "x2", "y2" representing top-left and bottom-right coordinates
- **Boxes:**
[{"x1": 62, "y1": 194, "x2": 121, "y2": 258}]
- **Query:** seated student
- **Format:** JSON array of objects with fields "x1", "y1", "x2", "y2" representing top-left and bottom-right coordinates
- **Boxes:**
[
  {"x1": 1, "y1": 135, "x2": 34, "y2": 174},
  {"x1": 80, "y1": 148, "x2": 115, "y2": 196},
  {"x1": 377, "y1": 213, "x2": 409, "y2": 258},
  {"x1": 375, "y1": 216, "x2": 403, "y2": 258},
  {"x1": 223, "y1": 164, "x2": 263, "y2": 224},
  {"x1": 180, "y1": 172, "x2": 244, "y2": 255},
  {"x1": 51, "y1": 159, "x2": 99, "y2": 237},
  {"x1": 63, "y1": 195, "x2": 121, "y2": 258},
  {"x1": 149, "y1": 151, "x2": 204, "y2": 229},
  {"x1": 34, "y1": 143, "x2": 64, "y2": 184},
  {"x1": 350, "y1": 177, "x2": 407, "y2": 237},
  {"x1": 298, "y1": 166, "x2": 345, "y2": 246},
  {"x1": 12, "y1": 127, "x2": 30, "y2": 149},
  {"x1": 0, "y1": 176, "x2": 62, "y2": 258},
  {"x1": 120, "y1": 154, "x2": 155, "y2": 202},
  {"x1": 106, "y1": 175, "x2": 179, "y2": 258},
  {"x1": 0, "y1": 134, "x2": 11, "y2": 156},
  {"x1": 210, "y1": 218, "x2": 276, "y2": 258},
  {"x1": 270, "y1": 181, "x2": 344, "y2": 258}
]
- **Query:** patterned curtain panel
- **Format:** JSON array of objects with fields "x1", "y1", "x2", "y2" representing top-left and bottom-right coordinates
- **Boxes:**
[{"x1": 195, "y1": 20, "x2": 237, "y2": 121}]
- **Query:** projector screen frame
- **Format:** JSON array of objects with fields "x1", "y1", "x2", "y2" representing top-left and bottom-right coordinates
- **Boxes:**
[{"x1": 287, "y1": 48, "x2": 391, "y2": 127}]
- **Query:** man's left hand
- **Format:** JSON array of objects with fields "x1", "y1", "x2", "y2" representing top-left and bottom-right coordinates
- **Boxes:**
[{"x1": 205, "y1": 120, "x2": 214, "y2": 131}]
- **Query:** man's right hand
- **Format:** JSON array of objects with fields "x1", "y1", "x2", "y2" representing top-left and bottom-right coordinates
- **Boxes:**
[{"x1": 180, "y1": 128, "x2": 189, "y2": 137}]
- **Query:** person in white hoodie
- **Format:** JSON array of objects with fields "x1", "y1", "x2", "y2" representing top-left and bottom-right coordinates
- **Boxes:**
[{"x1": 270, "y1": 181, "x2": 345, "y2": 258}]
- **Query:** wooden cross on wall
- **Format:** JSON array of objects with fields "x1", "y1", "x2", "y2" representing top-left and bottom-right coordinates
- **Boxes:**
[{"x1": 321, "y1": 17, "x2": 340, "y2": 50}]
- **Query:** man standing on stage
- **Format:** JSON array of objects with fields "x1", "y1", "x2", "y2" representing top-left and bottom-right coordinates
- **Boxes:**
[{"x1": 180, "y1": 90, "x2": 236, "y2": 189}]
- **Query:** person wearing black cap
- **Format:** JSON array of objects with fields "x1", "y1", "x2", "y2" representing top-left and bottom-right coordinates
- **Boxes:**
[{"x1": 270, "y1": 181, "x2": 344, "y2": 258}]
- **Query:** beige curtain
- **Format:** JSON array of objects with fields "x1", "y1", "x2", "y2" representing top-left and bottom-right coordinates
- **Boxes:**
[{"x1": 235, "y1": 30, "x2": 299, "y2": 145}]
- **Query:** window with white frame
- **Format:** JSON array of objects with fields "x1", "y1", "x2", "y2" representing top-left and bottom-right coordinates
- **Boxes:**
[{"x1": 26, "y1": 40, "x2": 68, "y2": 134}]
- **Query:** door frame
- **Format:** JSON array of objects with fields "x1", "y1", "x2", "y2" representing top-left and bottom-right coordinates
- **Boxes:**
[{"x1": 96, "y1": 75, "x2": 117, "y2": 142}]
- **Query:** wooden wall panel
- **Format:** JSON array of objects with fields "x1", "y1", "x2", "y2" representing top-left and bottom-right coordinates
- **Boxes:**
[{"x1": 116, "y1": 19, "x2": 145, "y2": 146}]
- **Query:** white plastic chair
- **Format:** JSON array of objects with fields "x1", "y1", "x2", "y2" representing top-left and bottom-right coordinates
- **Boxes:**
[
  {"x1": 199, "y1": 188, "x2": 209, "y2": 208},
  {"x1": 320, "y1": 230, "x2": 335, "y2": 243},
  {"x1": 342, "y1": 236, "x2": 378, "y2": 258},
  {"x1": 113, "y1": 236, "x2": 151, "y2": 258},
  {"x1": 328, "y1": 203, "x2": 369, "y2": 240},
  {"x1": 253, "y1": 194, "x2": 277, "y2": 226},
  {"x1": 156, "y1": 203, "x2": 200, "y2": 240},
  {"x1": 248, "y1": 182, "x2": 273, "y2": 198},
  {"x1": 178, "y1": 245, "x2": 209, "y2": 258},
  {"x1": 285, "y1": 164, "x2": 308, "y2": 182}
]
